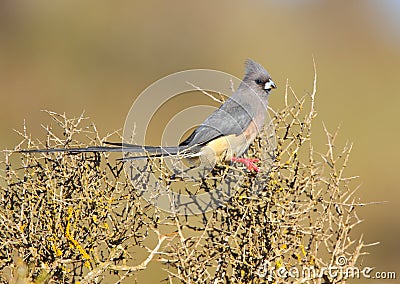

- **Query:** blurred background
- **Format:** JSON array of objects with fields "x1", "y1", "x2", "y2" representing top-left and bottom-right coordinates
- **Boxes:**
[{"x1": 1, "y1": 0, "x2": 399, "y2": 282}]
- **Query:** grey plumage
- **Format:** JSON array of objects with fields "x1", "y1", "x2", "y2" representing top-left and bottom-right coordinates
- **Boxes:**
[
  {"x1": 20, "y1": 59, "x2": 275, "y2": 163},
  {"x1": 181, "y1": 59, "x2": 273, "y2": 147}
]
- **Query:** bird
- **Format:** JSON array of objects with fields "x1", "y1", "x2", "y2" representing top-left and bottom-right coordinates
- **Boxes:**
[{"x1": 20, "y1": 59, "x2": 276, "y2": 173}]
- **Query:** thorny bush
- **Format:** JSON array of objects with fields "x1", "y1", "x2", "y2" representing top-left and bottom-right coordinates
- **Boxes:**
[{"x1": 0, "y1": 76, "x2": 371, "y2": 283}]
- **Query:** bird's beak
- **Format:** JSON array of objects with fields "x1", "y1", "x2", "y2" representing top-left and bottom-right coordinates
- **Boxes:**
[{"x1": 264, "y1": 79, "x2": 276, "y2": 91}]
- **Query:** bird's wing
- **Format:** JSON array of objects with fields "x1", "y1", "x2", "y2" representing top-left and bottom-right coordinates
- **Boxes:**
[{"x1": 180, "y1": 98, "x2": 255, "y2": 147}]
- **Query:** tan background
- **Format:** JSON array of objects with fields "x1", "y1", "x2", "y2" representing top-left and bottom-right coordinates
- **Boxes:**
[{"x1": 1, "y1": 1, "x2": 399, "y2": 282}]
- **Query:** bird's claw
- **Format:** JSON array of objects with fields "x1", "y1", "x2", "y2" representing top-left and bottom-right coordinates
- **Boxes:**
[{"x1": 231, "y1": 157, "x2": 260, "y2": 172}]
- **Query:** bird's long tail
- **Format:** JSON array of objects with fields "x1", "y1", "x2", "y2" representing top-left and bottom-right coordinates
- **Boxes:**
[{"x1": 19, "y1": 141, "x2": 192, "y2": 160}]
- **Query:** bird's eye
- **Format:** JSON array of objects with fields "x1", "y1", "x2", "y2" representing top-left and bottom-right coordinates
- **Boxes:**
[{"x1": 255, "y1": 79, "x2": 263, "y2": 85}]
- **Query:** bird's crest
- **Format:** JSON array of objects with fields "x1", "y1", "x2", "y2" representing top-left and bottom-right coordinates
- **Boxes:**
[{"x1": 245, "y1": 59, "x2": 269, "y2": 78}]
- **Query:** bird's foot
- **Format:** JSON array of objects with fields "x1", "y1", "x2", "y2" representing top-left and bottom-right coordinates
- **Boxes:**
[{"x1": 231, "y1": 157, "x2": 260, "y2": 172}]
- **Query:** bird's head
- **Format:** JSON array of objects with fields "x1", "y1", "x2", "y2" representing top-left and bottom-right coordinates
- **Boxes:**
[{"x1": 243, "y1": 59, "x2": 276, "y2": 93}]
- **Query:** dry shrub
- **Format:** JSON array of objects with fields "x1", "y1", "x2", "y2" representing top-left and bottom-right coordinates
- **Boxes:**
[{"x1": 0, "y1": 74, "x2": 371, "y2": 283}]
